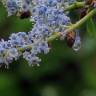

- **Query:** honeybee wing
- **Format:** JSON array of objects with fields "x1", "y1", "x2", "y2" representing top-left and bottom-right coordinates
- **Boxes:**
[{"x1": 72, "y1": 31, "x2": 81, "y2": 51}]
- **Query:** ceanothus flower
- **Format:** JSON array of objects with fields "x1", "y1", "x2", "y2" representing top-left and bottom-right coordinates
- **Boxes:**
[
  {"x1": 0, "y1": 0, "x2": 79, "y2": 68},
  {"x1": 23, "y1": 51, "x2": 41, "y2": 66},
  {"x1": 6, "y1": 0, "x2": 18, "y2": 16},
  {"x1": 9, "y1": 32, "x2": 30, "y2": 47},
  {"x1": 1, "y1": 0, "x2": 32, "y2": 16}
]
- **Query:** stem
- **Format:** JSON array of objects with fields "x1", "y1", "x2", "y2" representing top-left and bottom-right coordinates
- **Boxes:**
[
  {"x1": 17, "y1": 8, "x2": 96, "y2": 53},
  {"x1": 65, "y1": 8, "x2": 96, "y2": 32},
  {"x1": 64, "y1": 2, "x2": 85, "y2": 11},
  {"x1": 18, "y1": 8, "x2": 96, "y2": 52},
  {"x1": 47, "y1": 8, "x2": 96, "y2": 42}
]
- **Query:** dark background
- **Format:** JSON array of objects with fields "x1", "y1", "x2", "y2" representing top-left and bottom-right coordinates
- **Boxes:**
[{"x1": 0, "y1": 2, "x2": 96, "y2": 96}]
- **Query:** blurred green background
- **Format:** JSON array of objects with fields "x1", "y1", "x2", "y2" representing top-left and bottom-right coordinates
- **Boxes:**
[{"x1": 0, "y1": 2, "x2": 96, "y2": 96}]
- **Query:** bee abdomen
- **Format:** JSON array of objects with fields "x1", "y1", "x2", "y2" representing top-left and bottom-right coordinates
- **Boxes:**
[{"x1": 66, "y1": 31, "x2": 75, "y2": 47}]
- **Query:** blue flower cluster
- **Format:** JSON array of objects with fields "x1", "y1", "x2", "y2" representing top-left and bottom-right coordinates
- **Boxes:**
[
  {"x1": 0, "y1": 0, "x2": 80, "y2": 68},
  {"x1": 0, "y1": 31, "x2": 50, "y2": 68},
  {"x1": 30, "y1": 0, "x2": 71, "y2": 37},
  {"x1": 1, "y1": 0, "x2": 76, "y2": 16},
  {"x1": 1, "y1": 0, "x2": 32, "y2": 16}
]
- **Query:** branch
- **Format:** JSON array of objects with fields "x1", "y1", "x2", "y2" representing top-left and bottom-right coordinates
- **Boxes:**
[
  {"x1": 64, "y1": 1, "x2": 85, "y2": 11},
  {"x1": 1, "y1": 1, "x2": 96, "y2": 53},
  {"x1": 47, "y1": 8, "x2": 96, "y2": 42},
  {"x1": 17, "y1": 8, "x2": 96, "y2": 53}
]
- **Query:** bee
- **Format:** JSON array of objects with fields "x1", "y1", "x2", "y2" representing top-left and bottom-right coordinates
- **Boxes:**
[
  {"x1": 16, "y1": 10, "x2": 31, "y2": 19},
  {"x1": 65, "y1": 31, "x2": 75, "y2": 47}
]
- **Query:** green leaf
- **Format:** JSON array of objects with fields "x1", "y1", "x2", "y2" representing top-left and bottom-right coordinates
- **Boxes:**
[{"x1": 86, "y1": 18, "x2": 96, "y2": 37}]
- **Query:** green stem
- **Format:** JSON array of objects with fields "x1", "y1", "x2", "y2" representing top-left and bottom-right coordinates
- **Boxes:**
[
  {"x1": 65, "y1": 8, "x2": 96, "y2": 32},
  {"x1": 18, "y1": 8, "x2": 96, "y2": 52},
  {"x1": 47, "y1": 8, "x2": 96, "y2": 42},
  {"x1": 2, "y1": 1, "x2": 96, "y2": 56},
  {"x1": 64, "y1": 1, "x2": 85, "y2": 11}
]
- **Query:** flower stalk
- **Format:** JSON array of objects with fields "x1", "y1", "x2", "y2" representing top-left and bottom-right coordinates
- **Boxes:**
[
  {"x1": 64, "y1": 1, "x2": 85, "y2": 11},
  {"x1": 17, "y1": 8, "x2": 96, "y2": 52},
  {"x1": 47, "y1": 8, "x2": 96, "y2": 42},
  {"x1": 0, "y1": 0, "x2": 96, "y2": 66}
]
